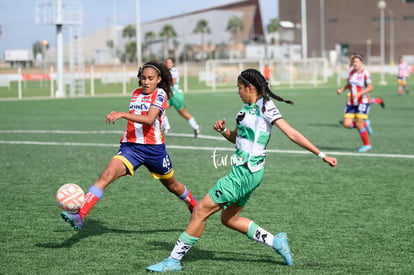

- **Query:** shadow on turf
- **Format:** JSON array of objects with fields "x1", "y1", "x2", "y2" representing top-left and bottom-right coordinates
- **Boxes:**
[
  {"x1": 35, "y1": 219, "x2": 183, "y2": 249},
  {"x1": 147, "y1": 241, "x2": 286, "y2": 266}
]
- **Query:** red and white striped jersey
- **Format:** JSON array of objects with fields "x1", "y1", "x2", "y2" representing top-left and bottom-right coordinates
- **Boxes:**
[
  {"x1": 398, "y1": 62, "x2": 409, "y2": 78},
  {"x1": 119, "y1": 88, "x2": 167, "y2": 144},
  {"x1": 347, "y1": 69, "x2": 372, "y2": 106}
]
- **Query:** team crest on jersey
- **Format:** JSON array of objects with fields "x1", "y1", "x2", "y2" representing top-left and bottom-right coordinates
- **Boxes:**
[
  {"x1": 156, "y1": 94, "x2": 165, "y2": 103},
  {"x1": 142, "y1": 95, "x2": 152, "y2": 103},
  {"x1": 249, "y1": 105, "x2": 258, "y2": 115},
  {"x1": 236, "y1": 111, "x2": 246, "y2": 124}
]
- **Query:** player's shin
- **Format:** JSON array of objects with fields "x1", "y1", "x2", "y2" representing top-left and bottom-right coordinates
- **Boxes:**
[
  {"x1": 78, "y1": 185, "x2": 104, "y2": 220},
  {"x1": 170, "y1": 232, "x2": 199, "y2": 261},
  {"x1": 246, "y1": 221, "x2": 275, "y2": 247},
  {"x1": 178, "y1": 187, "x2": 198, "y2": 213}
]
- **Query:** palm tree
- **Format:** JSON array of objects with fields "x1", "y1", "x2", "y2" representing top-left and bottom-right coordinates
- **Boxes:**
[
  {"x1": 122, "y1": 25, "x2": 137, "y2": 63},
  {"x1": 32, "y1": 41, "x2": 44, "y2": 58},
  {"x1": 125, "y1": 41, "x2": 137, "y2": 63},
  {"x1": 226, "y1": 16, "x2": 244, "y2": 56},
  {"x1": 159, "y1": 24, "x2": 177, "y2": 59},
  {"x1": 266, "y1": 18, "x2": 279, "y2": 44},
  {"x1": 193, "y1": 19, "x2": 211, "y2": 59},
  {"x1": 122, "y1": 24, "x2": 136, "y2": 41},
  {"x1": 144, "y1": 31, "x2": 156, "y2": 59}
]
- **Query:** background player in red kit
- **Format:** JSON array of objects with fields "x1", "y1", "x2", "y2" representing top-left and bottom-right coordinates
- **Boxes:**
[
  {"x1": 397, "y1": 56, "x2": 410, "y2": 95},
  {"x1": 340, "y1": 52, "x2": 384, "y2": 108},
  {"x1": 337, "y1": 54, "x2": 373, "y2": 152},
  {"x1": 61, "y1": 60, "x2": 197, "y2": 230}
]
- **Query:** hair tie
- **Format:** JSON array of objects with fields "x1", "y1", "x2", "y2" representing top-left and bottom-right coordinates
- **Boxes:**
[
  {"x1": 239, "y1": 74, "x2": 251, "y2": 85},
  {"x1": 142, "y1": 64, "x2": 161, "y2": 74},
  {"x1": 353, "y1": 54, "x2": 364, "y2": 62}
]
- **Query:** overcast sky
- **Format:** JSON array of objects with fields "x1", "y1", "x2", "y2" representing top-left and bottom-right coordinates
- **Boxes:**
[{"x1": 0, "y1": 0, "x2": 278, "y2": 57}]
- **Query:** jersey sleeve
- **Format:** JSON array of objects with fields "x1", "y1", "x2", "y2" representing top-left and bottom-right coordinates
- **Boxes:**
[
  {"x1": 262, "y1": 100, "x2": 282, "y2": 124},
  {"x1": 364, "y1": 70, "x2": 372, "y2": 85},
  {"x1": 152, "y1": 88, "x2": 168, "y2": 112},
  {"x1": 170, "y1": 68, "x2": 179, "y2": 80}
]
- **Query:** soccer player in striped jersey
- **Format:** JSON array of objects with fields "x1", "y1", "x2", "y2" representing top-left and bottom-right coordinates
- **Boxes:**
[
  {"x1": 397, "y1": 56, "x2": 410, "y2": 95},
  {"x1": 60, "y1": 61, "x2": 197, "y2": 230},
  {"x1": 147, "y1": 68, "x2": 337, "y2": 272},
  {"x1": 337, "y1": 54, "x2": 374, "y2": 152},
  {"x1": 342, "y1": 53, "x2": 384, "y2": 107},
  {"x1": 162, "y1": 57, "x2": 201, "y2": 137}
]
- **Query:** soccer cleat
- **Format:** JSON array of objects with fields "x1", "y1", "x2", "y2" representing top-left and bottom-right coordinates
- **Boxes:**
[
  {"x1": 358, "y1": 145, "x2": 372, "y2": 153},
  {"x1": 146, "y1": 257, "x2": 182, "y2": 272},
  {"x1": 273, "y1": 232, "x2": 293, "y2": 266},
  {"x1": 61, "y1": 211, "x2": 84, "y2": 230},
  {"x1": 194, "y1": 127, "x2": 201, "y2": 138},
  {"x1": 365, "y1": 120, "x2": 373, "y2": 136},
  {"x1": 379, "y1": 98, "x2": 385, "y2": 108}
]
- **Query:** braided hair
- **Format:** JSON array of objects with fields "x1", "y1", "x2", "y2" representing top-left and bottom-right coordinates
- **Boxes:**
[
  {"x1": 137, "y1": 60, "x2": 173, "y2": 99},
  {"x1": 238, "y1": 68, "x2": 294, "y2": 112}
]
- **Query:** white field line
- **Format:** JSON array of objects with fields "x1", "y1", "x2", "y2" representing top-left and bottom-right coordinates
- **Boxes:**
[{"x1": 0, "y1": 130, "x2": 414, "y2": 159}]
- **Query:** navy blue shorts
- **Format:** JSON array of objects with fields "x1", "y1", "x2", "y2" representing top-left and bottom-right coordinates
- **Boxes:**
[
  {"x1": 113, "y1": 143, "x2": 174, "y2": 179},
  {"x1": 344, "y1": 103, "x2": 370, "y2": 120}
]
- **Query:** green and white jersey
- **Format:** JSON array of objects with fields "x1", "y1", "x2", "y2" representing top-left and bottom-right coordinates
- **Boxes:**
[
  {"x1": 169, "y1": 67, "x2": 182, "y2": 93},
  {"x1": 232, "y1": 98, "x2": 282, "y2": 173}
]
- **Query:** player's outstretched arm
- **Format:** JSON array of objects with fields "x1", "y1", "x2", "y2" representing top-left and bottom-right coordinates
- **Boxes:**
[{"x1": 274, "y1": 118, "x2": 337, "y2": 168}]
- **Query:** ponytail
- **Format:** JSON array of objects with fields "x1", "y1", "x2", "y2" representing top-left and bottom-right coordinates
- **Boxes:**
[{"x1": 238, "y1": 69, "x2": 294, "y2": 112}]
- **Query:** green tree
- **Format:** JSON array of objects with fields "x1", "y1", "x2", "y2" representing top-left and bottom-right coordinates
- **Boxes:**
[
  {"x1": 159, "y1": 24, "x2": 177, "y2": 58},
  {"x1": 106, "y1": 40, "x2": 114, "y2": 49},
  {"x1": 266, "y1": 18, "x2": 279, "y2": 33},
  {"x1": 144, "y1": 31, "x2": 156, "y2": 59},
  {"x1": 125, "y1": 41, "x2": 137, "y2": 63},
  {"x1": 122, "y1": 25, "x2": 136, "y2": 63},
  {"x1": 226, "y1": 16, "x2": 244, "y2": 55},
  {"x1": 122, "y1": 24, "x2": 136, "y2": 41},
  {"x1": 227, "y1": 16, "x2": 244, "y2": 37},
  {"x1": 266, "y1": 18, "x2": 279, "y2": 44},
  {"x1": 193, "y1": 19, "x2": 211, "y2": 58},
  {"x1": 32, "y1": 41, "x2": 44, "y2": 58}
]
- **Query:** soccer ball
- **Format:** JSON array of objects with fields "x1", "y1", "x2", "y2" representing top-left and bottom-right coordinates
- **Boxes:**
[{"x1": 56, "y1": 183, "x2": 85, "y2": 212}]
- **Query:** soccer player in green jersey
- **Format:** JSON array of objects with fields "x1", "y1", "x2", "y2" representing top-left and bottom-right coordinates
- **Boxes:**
[
  {"x1": 147, "y1": 68, "x2": 337, "y2": 272},
  {"x1": 162, "y1": 57, "x2": 201, "y2": 137}
]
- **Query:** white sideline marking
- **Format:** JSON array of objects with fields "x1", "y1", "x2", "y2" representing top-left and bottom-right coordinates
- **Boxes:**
[
  {"x1": 0, "y1": 129, "x2": 124, "y2": 134},
  {"x1": 0, "y1": 130, "x2": 224, "y2": 140},
  {"x1": 0, "y1": 130, "x2": 414, "y2": 159}
]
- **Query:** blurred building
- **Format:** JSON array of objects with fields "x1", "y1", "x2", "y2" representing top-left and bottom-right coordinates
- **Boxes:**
[
  {"x1": 44, "y1": 0, "x2": 265, "y2": 65},
  {"x1": 140, "y1": 0, "x2": 264, "y2": 61},
  {"x1": 279, "y1": 0, "x2": 414, "y2": 64}
]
